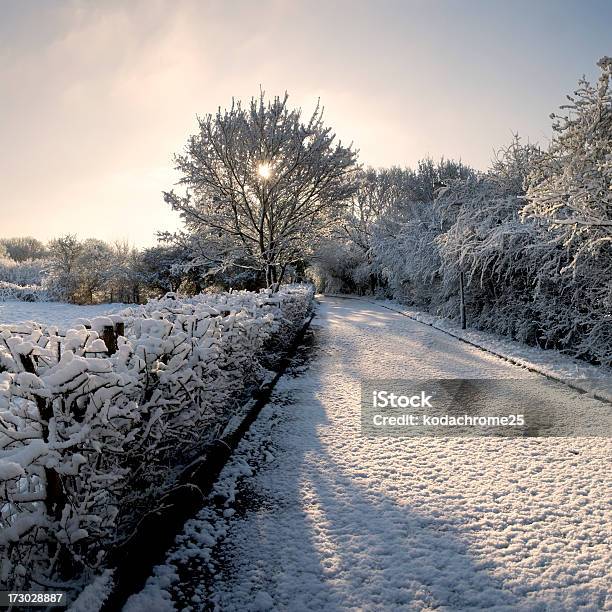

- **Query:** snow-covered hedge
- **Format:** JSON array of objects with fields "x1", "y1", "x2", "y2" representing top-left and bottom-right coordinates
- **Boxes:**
[
  {"x1": 0, "y1": 257, "x2": 47, "y2": 290},
  {"x1": 0, "y1": 281, "x2": 48, "y2": 303},
  {"x1": 0, "y1": 284, "x2": 313, "y2": 590}
]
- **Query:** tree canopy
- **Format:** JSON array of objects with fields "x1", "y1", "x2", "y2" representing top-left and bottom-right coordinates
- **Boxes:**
[{"x1": 164, "y1": 93, "x2": 358, "y2": 287}]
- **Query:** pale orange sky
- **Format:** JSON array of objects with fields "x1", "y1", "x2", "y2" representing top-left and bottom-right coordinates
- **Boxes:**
[{"x1": 1, "y1": 0, "x2": 610, "y2": 247}]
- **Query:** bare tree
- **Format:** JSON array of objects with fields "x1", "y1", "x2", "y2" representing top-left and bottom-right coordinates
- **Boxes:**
[{"x1": 164, "y1": 93, "x2": 358, "y2": 288}]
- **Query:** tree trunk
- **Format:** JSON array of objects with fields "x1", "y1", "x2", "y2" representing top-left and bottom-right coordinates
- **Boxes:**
[
  {"x1": 276, "y1": 264, "x2": 288, "y2": 288},
  {"x1": 265, "y1": 263, "x2": 277, "y2": 289}
]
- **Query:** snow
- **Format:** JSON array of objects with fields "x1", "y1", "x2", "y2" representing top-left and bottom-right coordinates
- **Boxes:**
[
  {"x1": 0, "y1": 285, "x2": 313, "y2": 593},
  {"x1": 68, "y1": 570, "x2": 114, "y2": 612},
  {"x1": 0, "y1": 300, "x2": 126, "y2": 327},
  {"x1": 369, "y1": 297, "x2": 612, "y2": 402},
  {"x1": 250, "y1": 591, "x2": 274, "y2": 611},
  {"x1": 0, "y1": 460, "x2": 25, "y2": 481},
  {"x1": 126, "y1": 296, "x2": 611, "y2": 610}
]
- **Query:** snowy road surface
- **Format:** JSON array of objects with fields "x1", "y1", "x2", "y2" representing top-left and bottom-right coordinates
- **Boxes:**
[{"x1": 127, "y1": 297, "x2": 611, "y2": 611}]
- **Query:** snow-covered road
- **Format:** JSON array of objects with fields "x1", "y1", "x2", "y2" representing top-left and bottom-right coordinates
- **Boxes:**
[{"x1": 126, "y1": 297, "x2": 611, "y2": 611}]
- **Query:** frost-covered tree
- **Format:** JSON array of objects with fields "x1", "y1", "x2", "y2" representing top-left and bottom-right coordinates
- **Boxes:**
[
  {"x1": 46, "y1": 235, "x2": 83, "y2": 301},
  {"x1": 164, "y1": 93, "x2": 358, "y2": 288},
  {"x1": 157, "y1": 229, "x2": 260, "y2": 290},
  {"x1": 521, "y1": 57, "x2": 612, "y2": 363},
  {"x1": 0, "y1": 237, "x2": 48, "y2": 262},
  {"x1": 408, "y1": 157, "x2": 475, "y2": 204},
  {"x1": 434, "y1": 138, "x2": 543, "y2": 338},
  {"x1": 46, "y1": 237, "x2": 115, "y2": 303},
  {"x1": 343, "y1": 167, "x2": 412, "y2": 252},
  {"x1": 73, "y1": 239, "x2": 114, "y2": 304},
  {"x1": 106, "y1": 241, "x2": 142, "y2": 303},
  {"x1": 523, "y1": 56, "x2": 611, "y2": 261},
  {"x1": 370, "y1": 200, "x2": 442, "y2": 302},
  {"x1": 333, "y1": 168, "x2": 413, "y2": 293},
  {"x1": 315, "y1": 161, "x2": 475, "y2": 296},
  {"x1": 139, "y1": 243, "x2": 187, "y2": 294},
  {"x1": 360, "y1": 159, "x2": 475, "y2": 299}
]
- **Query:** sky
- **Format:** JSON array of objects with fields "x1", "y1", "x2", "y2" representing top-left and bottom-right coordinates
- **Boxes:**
[{"x1": 1, "y1": 0, "x2": 610, "y2": 247}]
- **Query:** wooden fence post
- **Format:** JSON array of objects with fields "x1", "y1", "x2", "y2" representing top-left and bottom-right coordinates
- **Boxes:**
[
  {"x1": 102, "y1": 325, "x2": 118, "y2": 356},
  {"x1": 18, "y1": 355, "x2": 67, "y2": 521}
]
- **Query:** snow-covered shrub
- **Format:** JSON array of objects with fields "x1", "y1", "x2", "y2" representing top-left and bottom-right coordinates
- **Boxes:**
[
  {"x1": 307, "y1": 239, "x2": 376, "y2": 295},
  {"x1": 0, "y1": 257, "x2": 48, "y2": 288},
  {"x1": 0, "y1": 281, "x2": 48, "y2": 302},
  {"x1": 0, "y1": 284, "x2": 313, "y2": 590}
]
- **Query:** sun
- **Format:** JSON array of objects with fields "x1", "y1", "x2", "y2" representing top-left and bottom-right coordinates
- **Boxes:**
[{"x1": 257, "y1": 162, "x2": 272, "y2": 180}]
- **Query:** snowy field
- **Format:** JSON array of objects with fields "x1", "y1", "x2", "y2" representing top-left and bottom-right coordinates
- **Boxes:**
[
  {"x1": 0, "y1": 300, "x2": 126, "y2": 327},
  {"x1": 125, "y1": 297, "x2": 611, "y2": 611}
]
